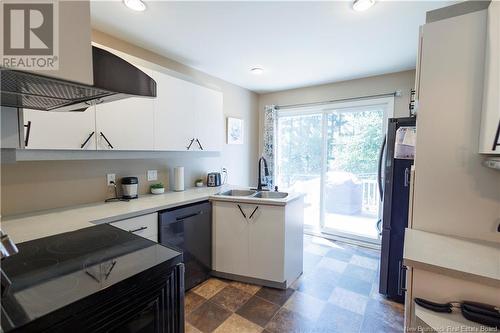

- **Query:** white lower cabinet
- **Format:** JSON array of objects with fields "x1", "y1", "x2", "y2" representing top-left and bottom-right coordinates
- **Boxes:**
[
  {"x1": 23, "y1": 107, "x2": 96, "y2": 150},
  {"x1": 109, "y1": 212, "x2": 158, "y2": 242},
  {"x1": 212, "y1": 201, "x2": 250, "y2": 277},
  {"x1": 212, "y1": 198, "x2": 304, "y2": 287},
  {"x1": 248, "y1": 205, "x2": 285, "y2": 282}
]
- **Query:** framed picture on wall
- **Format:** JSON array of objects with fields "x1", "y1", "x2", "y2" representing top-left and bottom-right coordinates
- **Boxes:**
[{"x1": 227, "y1": 117, "x2": 244, "y2": 144}]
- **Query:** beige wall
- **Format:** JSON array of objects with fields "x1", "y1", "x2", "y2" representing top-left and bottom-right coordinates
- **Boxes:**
[
  {"x1": 1, "y1": 30, "x2": 259, "y2": 216},
  {"x1": 257, "y1": 70, "x2": 416, "y2": 154}
]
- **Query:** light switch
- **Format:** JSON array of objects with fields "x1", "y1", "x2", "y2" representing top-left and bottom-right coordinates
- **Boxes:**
[{"x1": 147, "y1": 170, "x2": 158, "y2": 181}]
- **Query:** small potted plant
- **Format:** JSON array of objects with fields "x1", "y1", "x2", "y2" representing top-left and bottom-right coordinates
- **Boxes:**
[
  {"x1": 195, "y1": 178, "x2": 204, "y2": 187},
  {"x1": 150, "y1": 183, "x2": 165, "y2": 194}
]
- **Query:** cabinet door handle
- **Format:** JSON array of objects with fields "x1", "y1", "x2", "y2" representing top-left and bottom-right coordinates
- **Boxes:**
[
  {"x1": 196, "y1": 138, "x2": 204, "y2": 151},
  {"x1": 186, "y1": 138, "x2": 195, "y2": 150},
  {"x1": 104, "y1": 260, "x2": 117, "y2": 279},
  {"x1": 249, "y1": 206, "x2": 259, "y2": 220},
  {"x1": 492, "y1": 120, "x2": 500, "y2": 151},
  {"x1": 80, "y1": 131, "x2": 95, "y2": 149},
  {"x1": 129, "y1": 226, "x2": 147, "y2": 233},
  {"x1": 100, "y1": 132, "x2": 114, "y2": 149},
  {"x1": 24, "y1": 121, "x2": 31, "y2": 147},
  {"x1": 237, "y1": 204, "x2": 247, "y2": 219}
]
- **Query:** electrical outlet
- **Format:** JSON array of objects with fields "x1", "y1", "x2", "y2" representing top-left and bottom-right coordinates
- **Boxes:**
[
  {"x1": 147, "y1": 170, "x2": 158, "y2": 181},
  {"x1": 106, "y1": 173, "x2": 116, "y2": 186}
]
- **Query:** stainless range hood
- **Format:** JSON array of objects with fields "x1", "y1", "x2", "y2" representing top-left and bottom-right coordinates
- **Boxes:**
[{"x1": 1, "y1": 46, "x2": 157, "y2": 112}]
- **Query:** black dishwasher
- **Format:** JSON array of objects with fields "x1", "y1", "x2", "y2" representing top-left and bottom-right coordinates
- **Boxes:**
[{"x1": 159, "y1": 201, "x2": 212, "y2": 291}]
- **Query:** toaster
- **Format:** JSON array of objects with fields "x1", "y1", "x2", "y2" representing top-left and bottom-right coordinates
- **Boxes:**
[{"x1": 207, "y1": 173, "x2": 222, "y2": 187}]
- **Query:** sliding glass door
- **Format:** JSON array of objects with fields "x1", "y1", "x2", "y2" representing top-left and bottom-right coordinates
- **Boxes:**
[
  {"x1": 276, "y1": 97, "x2": 393, "y2": 244},
  {"x1": 322, "y1": 105, "x2": 385, "y2": 242},
  {"x1": 276, "y1": 112, "x2": 323, "y2": 229}
]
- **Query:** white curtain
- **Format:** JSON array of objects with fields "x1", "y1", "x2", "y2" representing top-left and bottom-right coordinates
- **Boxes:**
[{"x1": 262, "y1": 105, "x2": 277, "y2": 188}]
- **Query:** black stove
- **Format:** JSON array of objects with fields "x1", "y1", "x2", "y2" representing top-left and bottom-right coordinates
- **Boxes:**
[{"x1": 1, "y1": 224, "x2": 183, "y2": 332}]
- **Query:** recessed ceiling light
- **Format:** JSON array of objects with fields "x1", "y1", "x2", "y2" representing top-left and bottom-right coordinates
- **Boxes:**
[
  {"x1": 250, "y1": 67, "x2": 264, "y2": 75},
  {"x1": 123, "y1": 0, "x2": 146, "y2": 11},
  {"x1": 352, "y1": 0, "x2": 375, "y2": 12}
]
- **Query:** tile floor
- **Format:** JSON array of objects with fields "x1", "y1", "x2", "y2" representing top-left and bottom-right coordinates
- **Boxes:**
[{"x1": 185, "y1": 234, "x2": 404, "y2": 333}]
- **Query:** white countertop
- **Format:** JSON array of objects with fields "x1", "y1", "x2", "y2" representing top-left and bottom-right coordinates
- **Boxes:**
[
  {"x1": 1, "y1": 186, "x2": 225, "y2": 243},
  {"x1": 208, "y1": 191, "x2": 303, "y2": 206},
  {"x1": 1, "y1": 186, "x2": 304, "y2": 244},
  {"x1": 403, "y1": 228, "x2": 500, "y2": 287}
]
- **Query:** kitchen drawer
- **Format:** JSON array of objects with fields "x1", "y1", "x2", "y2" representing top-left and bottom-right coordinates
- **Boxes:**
[{"x1": 110, "y1": 213, "x2": 158, "y2": 240}]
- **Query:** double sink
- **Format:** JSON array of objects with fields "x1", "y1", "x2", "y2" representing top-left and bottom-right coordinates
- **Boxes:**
[{"x1": 217, "y1": 189, "x2": 288, "y2": 199}]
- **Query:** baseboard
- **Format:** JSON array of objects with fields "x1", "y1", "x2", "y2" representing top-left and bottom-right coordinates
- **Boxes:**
[{"x1": 211, "y1": 270, "x2": 287, "y2": 289}]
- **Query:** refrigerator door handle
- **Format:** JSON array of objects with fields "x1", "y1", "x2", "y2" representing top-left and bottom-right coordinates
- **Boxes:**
[
  {"x1": 404, "y1": 167, "x2": 410, "y2": 187},
  {"x1": 398, "y1": 260, "x2": 408, "y2": 295},
  {"x1": 377, "y1": 135, "x2": 387, "y2": 201}
]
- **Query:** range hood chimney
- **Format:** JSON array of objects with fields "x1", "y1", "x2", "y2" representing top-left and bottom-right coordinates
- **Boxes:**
[
  {"x1": 0, "y1": 1, "x2": 156, "y2": 112},
  {"x1": 1, "y1": 46, "x2": 156, "y2": 112}
]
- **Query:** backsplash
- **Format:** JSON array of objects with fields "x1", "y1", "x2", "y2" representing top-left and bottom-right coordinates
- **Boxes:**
[{"x1": 1, "y1": 153, "x2": 224, "y2": 216}]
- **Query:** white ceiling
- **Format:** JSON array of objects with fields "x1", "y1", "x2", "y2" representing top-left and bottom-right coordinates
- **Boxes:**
[{"x1": 91, "y1": 1, "x2": 454, "y2": 93}]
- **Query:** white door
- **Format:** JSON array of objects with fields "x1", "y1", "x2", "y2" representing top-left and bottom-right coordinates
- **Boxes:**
[
  {"x1": 154, "y1": 70, "x2": 196, "y2": 151},
  {"x1": 23, "y1": 108, "x2": 96, "y2": 150},
  {"x1": 212, "y1": 201, "x2": 249, "y2": 277},
  {"x1": 95, "y1": 65, "x2": 155, "y2": 151},
  {"x1": 248, "y1": 204, "x2": 285, "y2": 282},
  {"x1": 192, "y1": 85, "x2": 223, "y2": 151}
]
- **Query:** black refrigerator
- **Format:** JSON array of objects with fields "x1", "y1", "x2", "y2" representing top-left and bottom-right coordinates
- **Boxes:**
[{"x1": 378, "y1": 117, "x2": 416, "y2": 304}]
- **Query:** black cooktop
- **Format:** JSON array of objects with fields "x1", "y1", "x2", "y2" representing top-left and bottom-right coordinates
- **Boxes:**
[{"x1": 1, "y1": 224, "x2": 182, "y2": 332}]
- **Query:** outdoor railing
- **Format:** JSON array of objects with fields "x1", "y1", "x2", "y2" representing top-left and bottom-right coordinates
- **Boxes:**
[
  {"x1": 359, "y1": 174, "x2": 379, "y2": 213},
  {"x1": 277, "y1": 172, "x2": 380, "y2": 214}
]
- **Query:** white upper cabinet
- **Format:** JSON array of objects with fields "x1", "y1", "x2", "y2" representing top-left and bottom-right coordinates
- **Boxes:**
[
  {"x1": 479, "y1": 1, "x2": 500, "y2": 154},
  {"x1": 23, "y1": 108, "x2": 96, "y2": 150},
  {"x1": 154, "y1": 70, "x2": 223, "y2": 152},
  {"x1": 153, "y1": 71, "x2": 196, "y2": 151},
  {"x1": 20, "y1": 47, "x2": 223, "y2": 153},
  {"x1": 95, "y1": 64, "x2": 155, "y2": 151},
  {"x1": 192, "y1": 83, "x2": 223, "y2": 152}
]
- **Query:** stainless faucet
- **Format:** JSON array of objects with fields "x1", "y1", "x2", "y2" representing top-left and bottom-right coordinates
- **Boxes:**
[{"x1": 257, "y1": 157, "x2": 270, "y2": 191}]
